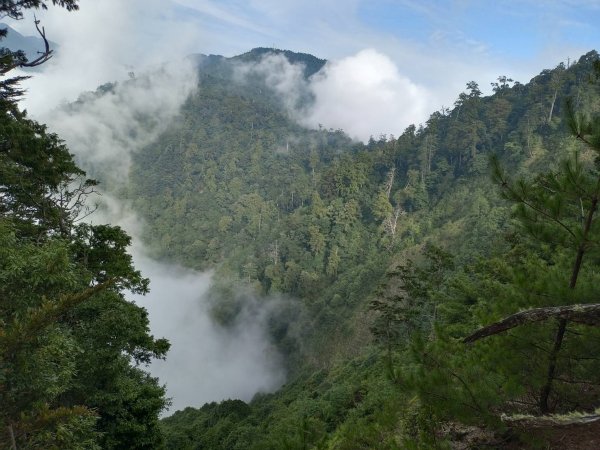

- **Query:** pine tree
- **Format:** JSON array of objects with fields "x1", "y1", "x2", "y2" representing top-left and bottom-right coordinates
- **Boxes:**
[{"x1": 463, "y1": 58, "x2": 600, "y2": 414}]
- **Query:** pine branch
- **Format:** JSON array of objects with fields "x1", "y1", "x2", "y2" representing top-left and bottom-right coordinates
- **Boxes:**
[{"x1": 463, "y1": 303, "x2": 600, "y2": 344}]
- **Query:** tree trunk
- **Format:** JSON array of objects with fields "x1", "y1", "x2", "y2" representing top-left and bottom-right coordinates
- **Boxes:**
[
  {"x1": 539, "y1": 318, "x2": 567, "y2": 413},
  {"x1": 8, "y1": 424, "x2": 16, "y2": 450},
  {"x1": 539, "y1": 195, "x2": 597, "y2": 412}
]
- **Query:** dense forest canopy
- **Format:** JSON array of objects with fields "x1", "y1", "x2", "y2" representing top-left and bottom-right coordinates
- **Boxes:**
[
  {"x1": 3, "y1": 1, "x2": 600, "y2": 447},
  {"x1": 80, "y1": 45, "x2": 599, "y2": 448}
]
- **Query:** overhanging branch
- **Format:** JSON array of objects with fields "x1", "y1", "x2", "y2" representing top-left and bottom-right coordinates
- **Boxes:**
[
  {"x1": 19, "y1": 15, "x2": 52, "y2": 67},
  {"x1": 463, "y1": 303, "x2": 600, "y2": 344},
  {"x1": 0, "y1": 15, "x2": 53, "y2": 74}
]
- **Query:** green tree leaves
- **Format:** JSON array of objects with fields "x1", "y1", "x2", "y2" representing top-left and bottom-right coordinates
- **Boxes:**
[{"x1": 0, "y1": 2, "x2": 169, "y2": 447}]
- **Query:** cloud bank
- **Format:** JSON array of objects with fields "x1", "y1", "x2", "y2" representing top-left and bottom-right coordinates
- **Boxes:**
[
  {"x1": 238, "y1": 48, "x2": 433, "y2": 142},
  {"x1": 303, "y1": 49, "x2": 432, "y2": 141}
]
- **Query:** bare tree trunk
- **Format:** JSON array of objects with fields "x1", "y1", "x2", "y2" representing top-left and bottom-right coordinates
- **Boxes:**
[
  {"x1": 383, "y1": 207, "x2": 403, "y2": 238},
  {"x1": 8, "y1": 424, "x2": 17, "y2": 450},
  {"x1": 384, "y1": 168, "x2": 395, "y2": 199},
  {"x1": 548, "y1": 89, "x2": 558, "y2": 123}
]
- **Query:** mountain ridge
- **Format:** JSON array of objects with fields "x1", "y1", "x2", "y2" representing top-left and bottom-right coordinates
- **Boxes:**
[{"x1": 57, "y1": 46, "x2": 600, "y2": 448}]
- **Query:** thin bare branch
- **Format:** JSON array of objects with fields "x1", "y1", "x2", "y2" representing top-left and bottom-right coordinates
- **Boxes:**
[
  {"x1": 0, "y1": 15, "x2": 53, "y2": 74},
  {"x1": 19, "y1": 15, "x2": 53, "y2": 67}
]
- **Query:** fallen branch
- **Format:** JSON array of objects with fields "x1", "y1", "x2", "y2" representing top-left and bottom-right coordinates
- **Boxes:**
[
  {"x1": 501, "y1": 409, "x2": 600, "y2": 427},
  {"x1": 463, "y1": 303, "x2": 600, "y2": 344}
]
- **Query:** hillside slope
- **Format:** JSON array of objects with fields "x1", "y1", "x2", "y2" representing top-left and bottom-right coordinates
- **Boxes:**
[{"x1": 93, "y1": 48, "x2": 600, "y2": 447}]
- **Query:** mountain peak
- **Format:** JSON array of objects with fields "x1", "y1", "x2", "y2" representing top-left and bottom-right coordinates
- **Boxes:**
[{"x1": 232, "y1": 47, "x2": 327, "y2": 78}]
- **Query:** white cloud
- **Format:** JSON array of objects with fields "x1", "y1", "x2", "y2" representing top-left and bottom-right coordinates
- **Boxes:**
[
  {"x1": 43, "y1": 62, "x2": 197, "y2": 184},
  {"x1": 302, "y1": 49, "x2": 432, "y2": 141},
  {"x1": 237, "y1": 48, "x2": 432, "y2": 141},
  {"x1": 17, "y1": 0, "x2": 204, "y2": 116}
]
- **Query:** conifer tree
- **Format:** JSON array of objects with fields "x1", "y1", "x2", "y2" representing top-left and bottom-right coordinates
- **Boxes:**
[{"x1": 464, "y1": 59, "x2": 600, "y2": 414}]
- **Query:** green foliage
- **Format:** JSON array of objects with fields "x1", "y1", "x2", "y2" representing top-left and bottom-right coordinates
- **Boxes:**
[
  {"x1": 0, "y1": 3, "x2": 170, "y2": 447},
  {"x1": 0, "y1": 109, "x2": 96, "y2": 239},
  {"x1": 116, "y1": 48, "x2": 600, "y2": 448},
  {"x1": 370, "y1": 244, "x2": 454, "y2": 381},
  {"x1": 399, "y1": 50, "x2": 600, "y2": 440},
  {"x1": 161, "y1": 356, "x2": 412, "y2": 450}
]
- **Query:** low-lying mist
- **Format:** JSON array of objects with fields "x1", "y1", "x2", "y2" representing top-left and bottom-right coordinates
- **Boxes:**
[
  {"x1": 91, "y1": 201, "x2": 286, "y2": 413},
  {"x1": 35, "y1": 62, "x2": 287, "y2": 414}
]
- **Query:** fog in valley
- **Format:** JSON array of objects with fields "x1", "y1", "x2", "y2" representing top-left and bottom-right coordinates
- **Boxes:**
[{"x1": 25, "y1": 61, "x2": 289, "y2": 411}]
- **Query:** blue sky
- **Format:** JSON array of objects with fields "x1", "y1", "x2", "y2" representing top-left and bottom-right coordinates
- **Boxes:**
[
  {"x1": 164, "y1": 0, "x2": 600, "y2": 63},
  {"x1": 11, "y1": 0, "x2": 600, "y2": 137}
]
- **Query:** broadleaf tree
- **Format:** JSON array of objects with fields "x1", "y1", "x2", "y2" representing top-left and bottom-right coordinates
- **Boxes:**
[{"x1": 0, "y1": 1, "x2": 170, "y2": 448}]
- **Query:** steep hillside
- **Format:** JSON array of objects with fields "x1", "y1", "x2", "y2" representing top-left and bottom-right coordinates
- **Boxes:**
[
  {"x1": 107, "y1": 48, "x2": 600, "y2": 447},
  {"x1": 126, "y1": 49, "x2": 384, "y2": 368}
]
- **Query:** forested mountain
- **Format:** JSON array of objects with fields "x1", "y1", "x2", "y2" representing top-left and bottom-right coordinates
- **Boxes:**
[
  {"x1": 3, "y1": 4, "x2": 600, "y2": 444},
  {"x1": 103, "y1": 47, "x2": 600, "y2": 448},
  {"x1": 48, "y1": 43, "x2": 600, "y2": 449}
]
